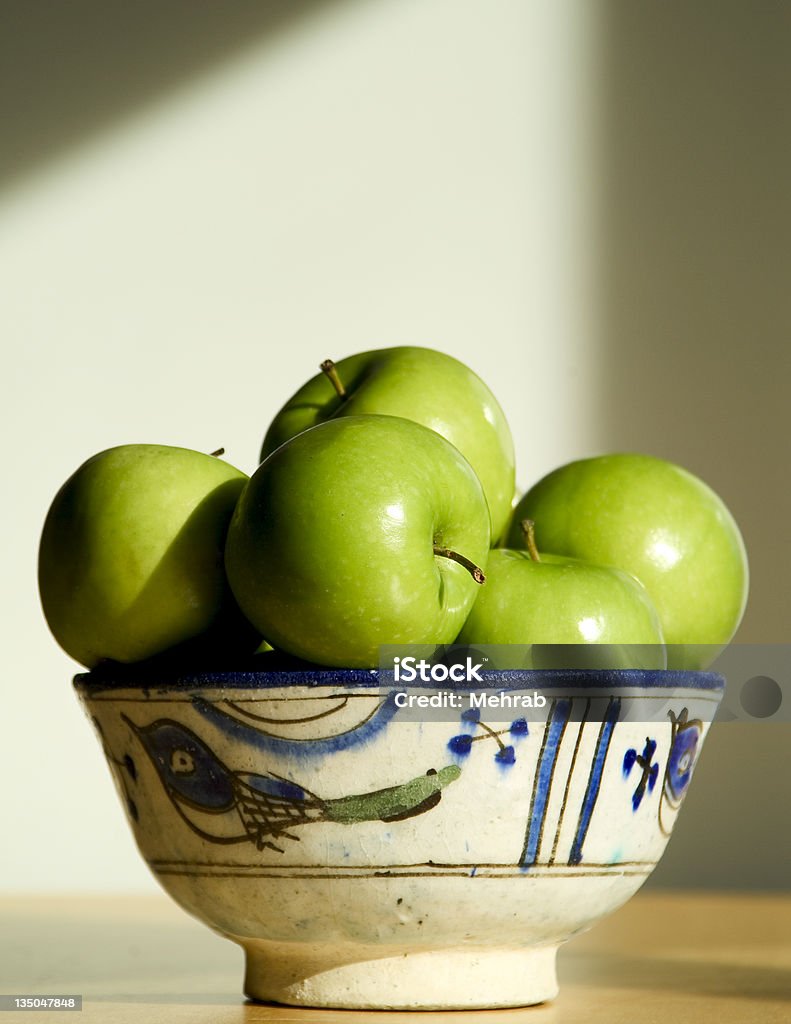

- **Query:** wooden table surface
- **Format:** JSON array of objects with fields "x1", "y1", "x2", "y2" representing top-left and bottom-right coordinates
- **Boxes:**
[{"x1": 1, "y1": 891, "x2": 789, "y2": 1023}]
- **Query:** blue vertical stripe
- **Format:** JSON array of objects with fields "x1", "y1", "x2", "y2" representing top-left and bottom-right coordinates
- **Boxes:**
[
  {"x1": 569, "y1": 697, "x2": 621, "y2": 865},
  {"x1": 520, "y1": 699, "x2": 571, "y2": 867}
]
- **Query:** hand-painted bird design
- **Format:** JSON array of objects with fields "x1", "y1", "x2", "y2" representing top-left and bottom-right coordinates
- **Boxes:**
[{"x1": 122, "y1": 715, "x2": 461, "y2": 852}]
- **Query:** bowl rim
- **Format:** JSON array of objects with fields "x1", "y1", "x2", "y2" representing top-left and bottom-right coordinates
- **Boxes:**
[{"x1": 73, "y1": 667, "x2": 725, "y2": 695}]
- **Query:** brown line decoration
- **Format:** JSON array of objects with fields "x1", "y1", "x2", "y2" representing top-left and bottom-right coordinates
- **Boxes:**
[
  {"x1": 196, "y1": 694, "x2": 394, "y2": 744},
  {"x1": 568, "y1": 696, "x2": 619, "y2": 866},
  {"x1": 150, "y1": 868, "x2": 655, "y2": 880},
  {"x1": 146, "y1": 858, "x2": 657, "y2": 870},
  {"x1": 220, "y1": 695, "x2": 351, "y2": 725},
  {"x1": 216, "y1": 693, "x2": 379, "y2": 703},
  {"x1": 88, "y1": 691, "x2": 723, "y2": 703},
  {"x1": 85, "y1": 692, "x2": 381, "y2": 703},
  {"x1": 549, "y1": 697, "x2": 591, "y2": 865}
]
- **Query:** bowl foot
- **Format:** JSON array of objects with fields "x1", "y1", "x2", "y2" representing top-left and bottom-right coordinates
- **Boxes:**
[{"x1": 242, "y1": 942, "x2": 559, "y2": 1009}]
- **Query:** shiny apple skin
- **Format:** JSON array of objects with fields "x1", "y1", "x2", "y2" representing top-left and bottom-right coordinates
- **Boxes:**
[
  {"x1": 458, "y1": 548, "x2": 665, "y2": 669},
  {"x1": 261, "y1": 346, "x2": 515, "y2": 542},
  {"x1": 228, "y1": 415, "x2": 491, "y2": 668},
  {"x1": 508, "y1": 454, "x2": 748, "y2": 669},
  {"x1": 39, "y1": 445, "x2": 249, "y2": 668}
]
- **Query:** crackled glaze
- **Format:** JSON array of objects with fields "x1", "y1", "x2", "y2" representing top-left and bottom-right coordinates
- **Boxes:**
[{"x1": 75, "y1": 668, "x2": 722, "y2": 1009}]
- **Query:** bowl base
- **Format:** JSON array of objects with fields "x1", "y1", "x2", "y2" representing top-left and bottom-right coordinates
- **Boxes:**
[{"x1": 242, "y1": 940, "x2": 559, "y2": 1009}]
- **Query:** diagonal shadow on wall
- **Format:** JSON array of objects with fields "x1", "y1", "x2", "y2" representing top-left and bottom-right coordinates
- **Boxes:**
[{"x1": 0, "y1": 0, "x2": 341, "y2": 194}]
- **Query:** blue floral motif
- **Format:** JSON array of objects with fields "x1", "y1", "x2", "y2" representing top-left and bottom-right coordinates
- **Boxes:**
[
  {"x1": 622, "y1": 737, "x2": 659, "y2": 810},
  {"x1": 448, "y1": 733, "x2": 474, "y2": 757},
  {"x1": 448, "y1": 713, "x2": 528, "y2": 766}
]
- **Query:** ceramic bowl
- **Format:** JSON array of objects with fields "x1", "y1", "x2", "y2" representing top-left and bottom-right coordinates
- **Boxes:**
[{"x1": 75, "y1": 668, "x2": 723, "y2": 1010}]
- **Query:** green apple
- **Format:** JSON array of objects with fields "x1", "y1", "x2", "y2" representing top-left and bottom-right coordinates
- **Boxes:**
[
  {"x1": 39, "y1": 444, "x2": 251, "y2": 668},
  {"x1": 458, "y1": 521, "x2": 665, "y2": 669},
  {"x1": 260, "y1": 346, "x2": 515, "y2": 542},
  {"x1": 508, "y1": 454, "x2": 749, "y2": 669},
  {"x1": 226, "y1": 415, "x2": 491, "y2": 668}
]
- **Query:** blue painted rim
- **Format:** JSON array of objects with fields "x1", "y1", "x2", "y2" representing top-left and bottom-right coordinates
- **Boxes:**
[{"x1": 73, "y1": 668, "x2": 725, "y2": 695}]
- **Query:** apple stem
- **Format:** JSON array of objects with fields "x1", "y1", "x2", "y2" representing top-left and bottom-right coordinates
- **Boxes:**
[
  {"x1": 209, "y1": 448, "x2": 225, "y2": 458},
  {"x1": 520, "y1": 519, "x2": 541, "y2": 562},
  {"x1": 433, "y1": 547, "x2": 486, "y2": 584},
  {"x1": 320, "y1": 359, "x2": 347, "y2": 400}
]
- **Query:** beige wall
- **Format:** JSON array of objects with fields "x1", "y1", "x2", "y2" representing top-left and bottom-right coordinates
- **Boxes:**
[
  {"x1": 596, "y1": 0, "x2": 791, "y2": 888},
  {"x1": 1, "y1": 0, "x2": 787, "y2": 891}
]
